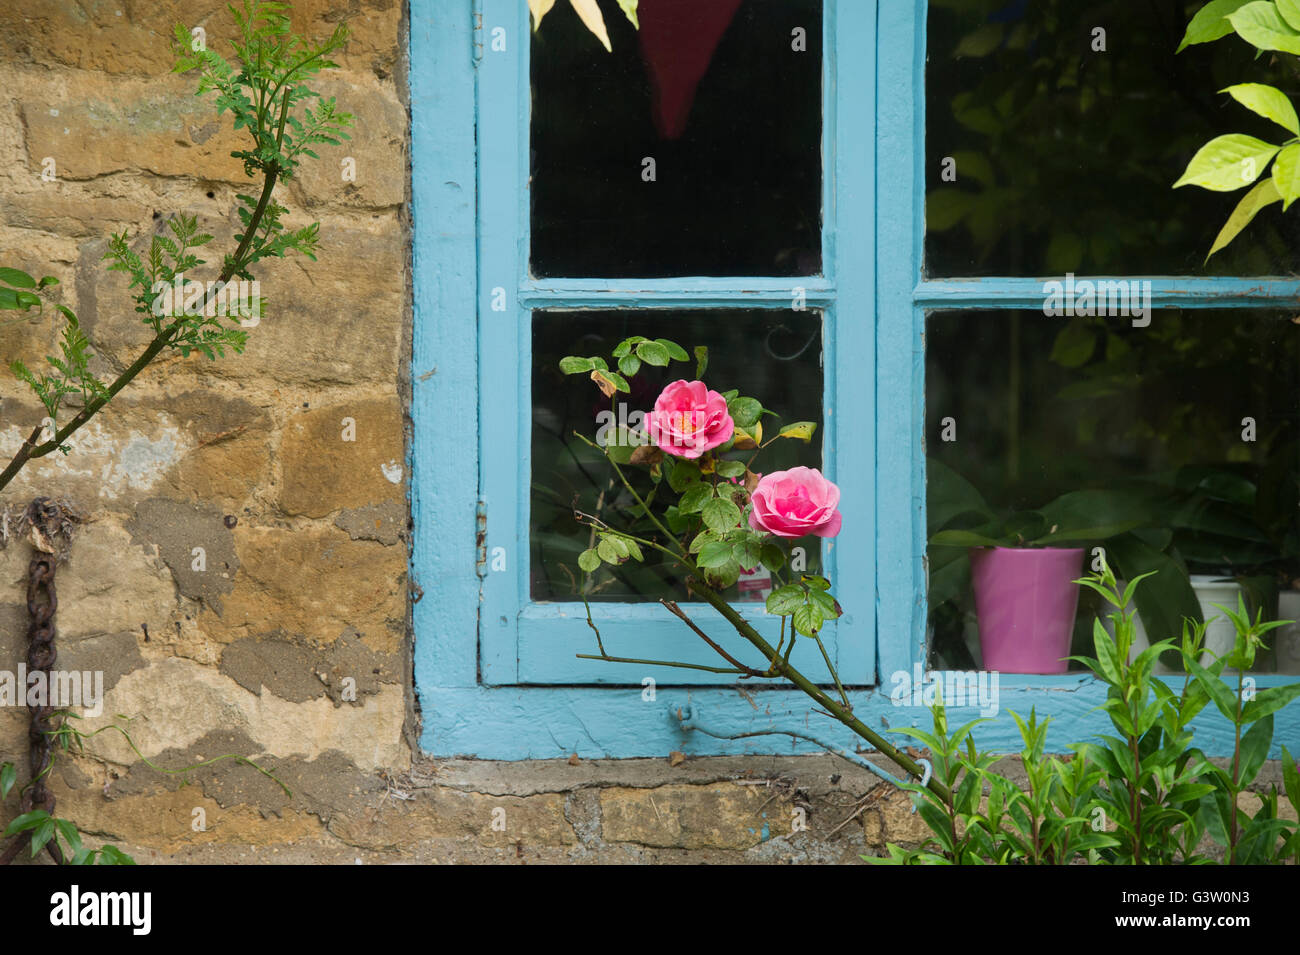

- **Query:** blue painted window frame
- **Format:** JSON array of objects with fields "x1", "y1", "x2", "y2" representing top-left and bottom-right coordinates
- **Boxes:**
[{"x1": 411, "y1": 0, "x2": 1300, "y2": 758}]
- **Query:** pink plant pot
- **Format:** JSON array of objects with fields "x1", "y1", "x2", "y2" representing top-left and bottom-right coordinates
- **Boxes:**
[{"x1": 969, "y1": 546, "x2": 1084, "y2": 674}]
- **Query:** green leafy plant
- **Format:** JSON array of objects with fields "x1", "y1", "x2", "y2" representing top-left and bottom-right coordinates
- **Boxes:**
[
  {"x1": 874, "y1": 556, "x2": 1300, "y2": 864},
  {"x1": 1176, "y1": 0, "x2": 1300, "y2": 258},
  {"x1": 0, "y1": 0, "x2": 352, "y2": 493}
]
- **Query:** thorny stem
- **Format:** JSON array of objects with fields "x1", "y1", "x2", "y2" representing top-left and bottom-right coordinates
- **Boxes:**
[
  {"x1": 682, "y1": 576, "x2": 951, "y2": 803},
  {"x1": 0, "y1": 167, "x2": 281, "y2": 495}
]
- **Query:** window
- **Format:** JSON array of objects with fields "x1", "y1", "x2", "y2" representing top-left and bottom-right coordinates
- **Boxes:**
[{"x1": 412, "y1": 0, "x2": 1300, "y2": 759}]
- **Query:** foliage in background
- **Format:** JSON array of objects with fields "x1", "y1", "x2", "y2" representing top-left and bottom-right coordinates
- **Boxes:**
[
  {"x1": 1176, "y1": 0, "x2": 1300, "y2": 258},
  {"x1": 529, "y1": 0, "x2": 639, "y2": 51}
]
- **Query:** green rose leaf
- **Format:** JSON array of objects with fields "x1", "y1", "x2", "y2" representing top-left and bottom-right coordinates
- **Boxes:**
[
  {"x1": 636, "y1": 340, "x2": 671, "y2": 366},
  {"x1": 689, "y1": 529, "x2": 716, "y2": 554},
  {"x1": 698, "y1": 540, "x2": 735, "y2": 569},
  {"x1": 618, "y1": 354, "x2": 642, "y2": 377},
  {"x1": 701, "y1": 496, "x2": 742, "y2": 534},
  {"x1": 802, "y1": 574, "x2": 831, "y2": 591},
  {"x1": 1173, "y1": 134, "x2": 1279, "y2": 192},
  {"x1": 665, "y1": 458, "x2": 701, "y2": 493},
  {"x1": 727, "y1": 397, "x2": 762, "y2": 429},
  {"x1": 0, "y1": 762, "x2": 15, "y2": 800},
  {"x1": 596, "y1": 538, "x2": 623, "y2": 564},
  {"x1": 655, "y1": 338, "x2": 689, "y2": 361},
  {"x1": 559, "y1": 356, "x2": 595, "y2": 374},
  {"x1": 792, "y1": 601, "x2": 825, "y2": 637},
  {"x1": 766, "y1": 584, "x2": 805, "y2": 616},
  {"x1": 578, "y1": 549, "x2": 601, "y2": 573},
  {"x1": 1281, "y1": 0, "x2": 1300, "y2": 31},
  {"x1": 678, "y1": 482, "x2": 714, "y2": 515},
  {"x1": 715, "y1": 459, "x2": 746, "y2": 478},
  {"x1": 732, "y1": 538, "x2": 762, "y2": 570},
  {"x1": 759, "y1": 541, "x2": 786, "y2": 572},
  {"x1": 777, "y1": 421, "x2": 818, "y2": 442},
  {"x1": 694, "y1": 345, "x2": 708, "y2": 379},
  {"x1": 807, "y1": 588, "x2": 840, "y2": 619}
]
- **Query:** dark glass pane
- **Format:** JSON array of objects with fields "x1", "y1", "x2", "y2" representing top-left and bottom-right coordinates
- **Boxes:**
[
  {"x1": 926, "y1": 1, "x2": 1300, "y2": 276},
  {"x1": 530, "y1": 0, "x2": 822, "y2": 278},
  {"x1": 925, "y1": 309, "x2": 1300, "y2": 673},
  {"x1": 532, "y1": 309, "x2": 824, "y2": 601}
]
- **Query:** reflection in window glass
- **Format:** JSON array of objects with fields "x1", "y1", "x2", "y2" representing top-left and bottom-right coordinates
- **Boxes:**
[
  {"x1": 924, "y1": 309, "x2": 1300, "y2": 674},
  {"x1": 531, "y1": 310, "x2": 824, "y2": 601},
  {"x1": 926, "y1": 0, "x2": 1300, "y2": 277},
  {"x1": 530, "y1": 0, "x2": 823, "y2": 278}
]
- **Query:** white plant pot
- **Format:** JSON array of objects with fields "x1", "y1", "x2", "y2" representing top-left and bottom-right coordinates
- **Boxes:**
[{"x1": 1275, "y1": 591, "x2": 1300, "y2": 675}]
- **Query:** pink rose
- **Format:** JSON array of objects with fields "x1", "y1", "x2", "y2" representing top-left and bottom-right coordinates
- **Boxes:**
[
  {"x1": 748, "y1": 467, "x2": 842, "y2": 538},
  {"x1": 648, "y1": 380, "x2": 734, "y2": 459}
]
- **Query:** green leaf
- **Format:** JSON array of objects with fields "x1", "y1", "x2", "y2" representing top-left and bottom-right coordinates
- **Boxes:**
[
  {"x1": 578, "y1": 548, "x2": 601, "y2": 573},
  {"x1": 929, "y1": 528, "x2": 1003, "y2": 548},
  {"x1": 0, "y1": 267, "x2": 36, "y2": 288},
  {"x1": 678, "y1": 482, "x2": 714, "y2": 515},
  {"x1": 1237, "y1": 713, "x2": 1273, "y2": 786},
  {"x1": 1049, "y1": 318, "x2": 1097, "y2": 368},
  {"x1": 1222, "y1": 83, "x2": 1300, "y2": 136},
  {"x1": 802, "y1": 574, "x2": 831, "y2": 591},
  {"x1": 715, "y1": 459, "x2": 746, "y2": 478},
  {"x1": 636, "y1": 340, "x2": 670, "y2": 366},
  {"x1": 777, "y1": 421, "x2": 817, "y2": 442},
  {"x1": 605, "y1": 370, "x2": 630, "y2": 393},
  {"x1": 3, "y1": 809, "x2": 49, "y2": 836},
  {"x1": 559, "y1": 356, "x2": 594, "y2": 374},
  {"x1": 1173, "y1": 134, "x2": 1279, "y2": 192},
  {"x1": 1229, "y1": 0, "x2": 1300, "y2": 54},
  {"x1": 1207, "y1": 175, "x2": 1284, "y2": 259},
  {"x1": 807, "y1": 588, "x2": 840, "y2": 619},
  {"x1": 1241, "y1": 682, "x2": 1300, "y2": 723},
  {"x1": 732, "y1": 538, "x2": 762, "y2": 570},
  {"x1": 596, "y1": 538, "x2": 623, "y2": 564},
  {"x1": 792, "y1": 601, "x2": 825, "y2": 636},
  {"x1": 618, "y1": 354, "x2": 641, "y2": 377},
  {"x1": 760, "y1": 542, "x2": 785, "y2": 573},
  {"x1": 694, "y1": 345, "x2": 708, "y2": 379},
  {"x1": 727, "y1": 397, "x2": 762, "y2": 430},
  {"x1": 31, "y1": 818, "x2": 55, "y2": 857},
  {"x1": 701, "y1": 496, "x2": 742, "y2": 534},
  {"x1": 655, "y1": 338, "x2": 688, "y2": 361},
  {"x1": 766, "y1": 584, "x2": 805, "y2": 616},
  {"x1": 1273, "y1": 144, "x2": 1300, "y2": 211},
  {"x1": 1187, "y1": 658, "x2": 1241, "y2": 722},
  {"x1": 1178, "y1": 0, "x2": 1253, "y2": 51},
  {"x1": 698, "y1": 540, "x2": 735, "y2": 569},
  {"x1": 97, "y1": 844, "x2": 135, "y2": 865},
  {"x1": 54, "y1": 818, "x2": 82, "y2": 855},
  {"x1": 1281, "y1": 0, "x2": 1300, "y2": 30},
  {"x1": 0, "y1": 762, "x2": 15, "y2": 799}
]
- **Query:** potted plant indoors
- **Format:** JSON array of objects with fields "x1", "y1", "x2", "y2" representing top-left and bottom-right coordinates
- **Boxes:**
[{"x1": 927, "y1": 460, "x2": 1201, "y2": 674}]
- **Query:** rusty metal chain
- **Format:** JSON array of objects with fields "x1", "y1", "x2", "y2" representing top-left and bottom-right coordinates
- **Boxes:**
[{"x1": 1, "y1": 498, "x2": 78, "y2": 865}]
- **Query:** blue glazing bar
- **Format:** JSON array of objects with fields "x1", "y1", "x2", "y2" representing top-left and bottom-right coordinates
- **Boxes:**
[
  {"x1": 521, "y1": 277, "x2": 835, "y2": 308},
  {"x1": 915, "y1": 276, "x2": 1300, "y2": 310}
]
